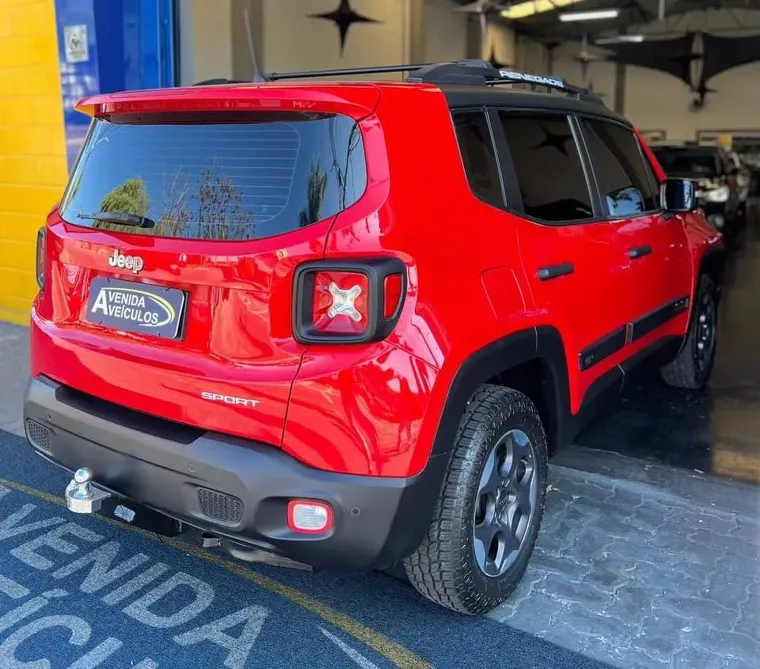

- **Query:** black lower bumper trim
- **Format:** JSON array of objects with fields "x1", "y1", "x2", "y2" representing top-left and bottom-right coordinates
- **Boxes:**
[{"x1": 23, "y1": 376, "x2": 445, "y2": 571}]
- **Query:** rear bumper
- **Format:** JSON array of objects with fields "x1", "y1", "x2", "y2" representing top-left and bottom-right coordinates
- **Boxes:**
[{"x1": 23, "y1": 376, "x2": 445, "y2": 570}]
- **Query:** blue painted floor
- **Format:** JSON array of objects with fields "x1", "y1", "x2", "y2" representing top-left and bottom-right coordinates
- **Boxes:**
[{"x1": 0, "y1": 428, "x2": 605, "y2": 669}]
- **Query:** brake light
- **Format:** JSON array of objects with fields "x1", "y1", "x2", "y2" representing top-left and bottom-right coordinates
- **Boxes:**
[
  {"x1": 312, "y1": 271, "x2": 369, "y2": 335},
  {"x1": 293, "y1": 258, "x2": 406, "y2": 344},
  {"x1": 35, "y1": 227, "x2": 46, "y2": 289}
]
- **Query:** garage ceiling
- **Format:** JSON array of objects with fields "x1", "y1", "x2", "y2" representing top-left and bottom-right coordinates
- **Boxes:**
[{"x1": 450, "y1": 0, "x2": 760, "y2": 43}]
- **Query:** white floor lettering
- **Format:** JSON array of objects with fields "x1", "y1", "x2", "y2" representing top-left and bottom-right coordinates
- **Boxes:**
[
  {"x1": 0, "y1": 505, "x2": 65, "y2": 542},
  {"x1": 10, "y1": 523, "x2": 102, "y2": 570},
  {"x1": 66, "y1": 636, "x2": 123, "y2": 669},
  {"x1": 0, "y1": 589, "x2": 68, "y2": 636},
  {"x1": 0, "y1": 614, "x2": 91, "y2": 667},
  {"x1": 0, "y1": 575, "x2": 29, "y2": 601},
  {"x1": 173, "y1": 604, "x2": 269, "y2": 669},
  {"x1": 52, "y1": 541, "x2": 150, "y2": 595},
  {"x1": 122, "y1": 572, "x2": 214, "y2": 629},
  {"x1": 0, "y1": 484, "x2": 10, "y2": 502},
  {"x1": 320, "y1": 628, "x2": 381, "y2": 669},
  {"x1": 101, "y1": 563, "x2": 170, "y2": 606}
]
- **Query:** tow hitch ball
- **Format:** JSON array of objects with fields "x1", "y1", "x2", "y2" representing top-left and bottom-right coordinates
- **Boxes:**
[{"x1": 65, "y1": 467, "x2": 112, "y2": 514}]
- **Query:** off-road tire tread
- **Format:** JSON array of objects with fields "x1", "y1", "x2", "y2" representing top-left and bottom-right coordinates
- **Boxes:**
[
  {"x1": 403, "y1": 384, "x2": 547, "y2": 615},
  {"x1": 660, "y1": 275, "x2": 716, "y2": 390}
]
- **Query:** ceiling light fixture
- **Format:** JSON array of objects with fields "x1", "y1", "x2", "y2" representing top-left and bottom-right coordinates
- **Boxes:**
[
  {"x1": 594, "y1": 34, "x2": 645, "y2": 45},
  {"x1": 559, "y1": 9, "x2": 621, "y2": 22},
  {"x1": 501, "y1": 0, "x2": 583, "y2": 21}
]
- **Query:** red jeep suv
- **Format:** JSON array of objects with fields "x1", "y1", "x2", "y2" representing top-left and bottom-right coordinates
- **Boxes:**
[{"x1": 24, "y1": 60, "x2": 724, "y2": 615}]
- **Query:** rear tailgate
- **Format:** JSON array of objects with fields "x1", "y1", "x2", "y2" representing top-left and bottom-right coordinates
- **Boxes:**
[{"x1": 33, "y1": 83, "x2": 379, "y2": 446}]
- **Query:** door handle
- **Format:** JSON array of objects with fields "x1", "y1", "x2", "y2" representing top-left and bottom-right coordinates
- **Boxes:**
[
  {"x1": 537, "y1": 263, "x2": 574, "y2": 281},
  {"x1": 628, "y1": 245, "x2": 652, "y2": 259}
]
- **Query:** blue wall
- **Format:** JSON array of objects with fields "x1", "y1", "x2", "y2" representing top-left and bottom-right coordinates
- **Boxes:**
[{"x1": 55, "y1": 0, "x2": 177, "y2": 169}]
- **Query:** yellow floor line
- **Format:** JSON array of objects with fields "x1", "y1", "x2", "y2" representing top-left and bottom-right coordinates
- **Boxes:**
[{"x1": 0, "y1": 477, "x2": 432, "y2": 669}]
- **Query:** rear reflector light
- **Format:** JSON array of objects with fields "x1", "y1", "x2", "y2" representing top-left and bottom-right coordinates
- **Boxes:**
[
  {"x1": 287, "y1": 500, "x2": 334, "y2": 534},
  {"x1": 293, "y1": 258, "x2": 407, "y2": 344},
  {"x1": 35, "y1": 227, "x2": 46, "y2": 289},
  {"x1": 312, "y1": 271, "x2": 369, "y2": 335},
  {"x1": 383, "y1": 274, "x2": 403, "y2": 319}
]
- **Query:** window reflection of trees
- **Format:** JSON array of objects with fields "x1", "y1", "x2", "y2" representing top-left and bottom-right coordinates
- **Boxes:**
[
  {"x1": 297, "y1": 117, "x2": 363, "y2": 228},
  {"x1": 92, "y1": 177, "x2": 150, "y2": 232},
  {"x1": 93, "y1": 169, "x2": 255, "y2": 240},
  {"x1": 298, "y1": 159, "x2": 328, "y2": 228},
  {"x1": 156, "y1": 168, "x2": 255, "y2": 240}
]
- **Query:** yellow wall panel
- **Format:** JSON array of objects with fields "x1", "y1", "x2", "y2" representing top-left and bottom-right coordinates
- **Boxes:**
[
  {"x1": 0, "y1": 0, "x2": 66, "y2": 323},
  {"x1": 0, "y1": 240, "x2": 36, "y2": 271}
]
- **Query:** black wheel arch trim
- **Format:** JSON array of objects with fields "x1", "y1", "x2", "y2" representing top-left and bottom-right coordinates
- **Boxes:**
[
  {"x1": 427, "y1": 322, "x2": 694, "y2": 475},
  {"x1": 417, "y1": 323, "x2": 693, "y2": 554},
  {"x1": 697, "y1": 245, "x2": 727, "y2": 297},
  {"x1": 428, "y1": 326, "x2": 573, "y2": 466},
  {"x1": 674, "y1": 245, "x2": 726, "y2": 357}
]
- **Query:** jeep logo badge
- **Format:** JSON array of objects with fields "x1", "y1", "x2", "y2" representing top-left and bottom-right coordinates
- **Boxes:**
[{"x1": 109, "y1": 249, "x2": 144, "y2": 274}]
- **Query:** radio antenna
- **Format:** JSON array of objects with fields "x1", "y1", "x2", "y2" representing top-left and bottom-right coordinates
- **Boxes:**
[{"x1": 244, "y1": 7, "x2": 266, "y2": 82}]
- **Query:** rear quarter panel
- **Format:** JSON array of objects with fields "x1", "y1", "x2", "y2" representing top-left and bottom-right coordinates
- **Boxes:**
[{"x1": 284, "y1": 85, "x2": 537, "y2": 478}]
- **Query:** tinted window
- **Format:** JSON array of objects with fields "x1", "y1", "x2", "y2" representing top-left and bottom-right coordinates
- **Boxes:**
[
  {"x1": 582, "y1": 119, "x2": 660, "y2": 217},
  {"x1": 59, "y1": 112, "x2": 366, "y2": 240},
  {"x1": 498, "y1": 112, "x2": 593, "y2": 223},
  {"x1": 651, "y1": 146, "x2": 723, "y2": 179},
  {"x1": 452, "y1": 111, "x2": 503, "y2": 207}
]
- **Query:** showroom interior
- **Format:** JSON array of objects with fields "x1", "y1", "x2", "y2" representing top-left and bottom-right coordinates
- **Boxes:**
[{"x1": 0, "y1": 1, "x2": 758, "y2": 667}]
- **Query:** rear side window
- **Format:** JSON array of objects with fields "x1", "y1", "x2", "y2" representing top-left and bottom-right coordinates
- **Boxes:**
[
  {"x1": 59, "y1": 112, "x2": 367, "y2": 240},
  {"x1": 498, "y1": 112, "x2": 594, "y2": 223},
  {"x1": 452, "y1": 111, "x2": 503, "y2": 207},
  {"x1": 581, "y1": 118, "x2": 660, "y2": 217}
]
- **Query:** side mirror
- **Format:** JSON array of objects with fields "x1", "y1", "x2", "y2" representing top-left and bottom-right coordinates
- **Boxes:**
[{"x1": 660, "y1": 177, "x2": 696, "y2": 213}]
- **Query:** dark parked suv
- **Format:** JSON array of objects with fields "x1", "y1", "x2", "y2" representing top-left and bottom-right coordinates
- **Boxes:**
[
  {"x1": 650, "y1": 141, "x2": 747, "y2": 243},
  {"x1": 25, "y1": 60, "x2": 724, "y2": 615}
]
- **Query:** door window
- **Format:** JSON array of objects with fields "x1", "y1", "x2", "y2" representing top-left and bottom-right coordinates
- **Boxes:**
[
  {"x1": 452, "y1": 111, "x2": 504, "y2": 208},
  {"x1": 497, "y1": 112, "x2": 594, "y2": 224},
  {"x1": 581, "y1": 118, "x2": 660, "y2": 217}
]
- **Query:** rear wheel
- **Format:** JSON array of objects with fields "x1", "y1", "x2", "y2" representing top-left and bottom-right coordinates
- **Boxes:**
[
  {"x1": 403, "y1": 385, "x2": 548, "y2": 615},
  {"x1": 660, "y1": 275, "x2": 718, "y2": 390}
]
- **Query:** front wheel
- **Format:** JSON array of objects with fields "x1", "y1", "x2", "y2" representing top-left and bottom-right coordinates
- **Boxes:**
[
  {"x1": 403, "y1": 385, "x2": 548, "y2": 615},
  {"x1": 660, "y1": 275, "x2": 718, "y2": 389}
]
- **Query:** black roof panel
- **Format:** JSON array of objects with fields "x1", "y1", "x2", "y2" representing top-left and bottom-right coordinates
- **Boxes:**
[{"x1": 440, "y1": 84, "x2": 630, "y2": 125}]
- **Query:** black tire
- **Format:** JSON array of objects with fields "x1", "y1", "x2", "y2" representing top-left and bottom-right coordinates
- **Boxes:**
[
  {"x1": 403, "y1": 385, "x2": 548, "y2": 615},
  {"x1": 660, "y1": 275, "x2": 718, "y2": 390}
]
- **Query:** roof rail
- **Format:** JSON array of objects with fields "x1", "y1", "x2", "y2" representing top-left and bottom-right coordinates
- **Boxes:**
[
  {"x1": 247, "y1": 59, "x2": 602, "y2": 105},
  {"x1": 407, "y1": 60, "x2": 602, "y2": 103},
  {"x1": 267, "y1": 64, "x2": 433, "y2": 81}
]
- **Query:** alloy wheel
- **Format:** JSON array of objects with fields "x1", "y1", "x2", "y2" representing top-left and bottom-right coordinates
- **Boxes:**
[
  {"x1": 693, "y1": 289, "x2": 717, "y2": 377},
  {"x1": 472, "y1": 428, "x2": 538, "y2": 578}
]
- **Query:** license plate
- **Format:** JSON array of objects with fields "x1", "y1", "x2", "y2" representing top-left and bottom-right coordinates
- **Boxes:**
[{"x1": 86, "y1": 277, "x2": 187, "y2": 339}]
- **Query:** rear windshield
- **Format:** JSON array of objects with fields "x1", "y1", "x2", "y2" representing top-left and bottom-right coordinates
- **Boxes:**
[
  {"x1": 59, "y1": 111, "x2": 367, "y2": 240},
  {"x1": 651, "y1": 146, "x2": 723, "y2": 179}
]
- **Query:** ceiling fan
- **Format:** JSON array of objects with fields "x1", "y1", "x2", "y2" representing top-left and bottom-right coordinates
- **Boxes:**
[
  {"x1": 573, "y1": 33, "x2": 605, "y2": 86},
  {"x1": 451, "y1": 1, "x2": 513, "y2": 53}
]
